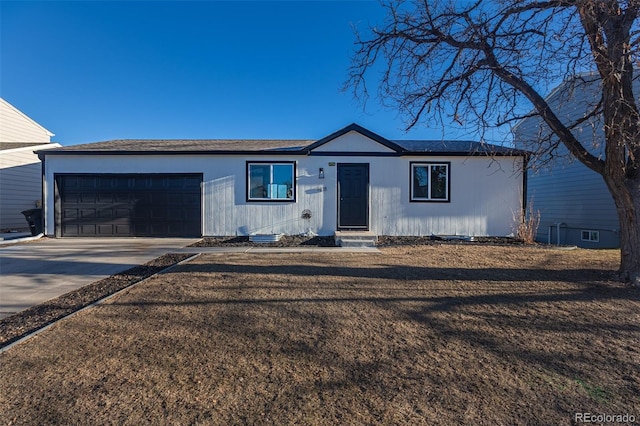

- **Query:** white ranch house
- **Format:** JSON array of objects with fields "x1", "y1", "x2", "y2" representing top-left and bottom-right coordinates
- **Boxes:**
[{"x1": 37, "y1": 124, "x2": 527, "y2": 239}]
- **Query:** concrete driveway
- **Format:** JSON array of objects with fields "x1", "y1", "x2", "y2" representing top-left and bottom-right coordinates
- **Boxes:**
[{"x1": 0, "y1": 237, "x2": 198, "y2": 319}]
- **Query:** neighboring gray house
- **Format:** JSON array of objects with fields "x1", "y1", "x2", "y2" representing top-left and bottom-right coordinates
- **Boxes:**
[
  {"x1": 513, "y1": 75, "x2": 621, "y2": 248},
  {"x1": 0, "y1": 98, "x2": 60, "y2": 231},
  {"x1": 37, "y1": 123, "x2": 527, "y2": 239}
]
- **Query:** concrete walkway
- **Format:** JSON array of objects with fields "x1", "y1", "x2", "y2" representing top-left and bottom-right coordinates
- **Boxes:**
[
  {"x1": 173, "y1": 246, "x2": 380, "y2": 254},
  {"x1": 0, "y1": 231, "x2": 36, "y2": 243}
]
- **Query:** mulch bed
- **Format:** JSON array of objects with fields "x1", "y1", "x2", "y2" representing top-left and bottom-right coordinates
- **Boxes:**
[
  {"x1": 189, "y1": 235, "x2": 339, "y2": 247},
  {"x1": 191, "y1": 235, "x2": 525, "y2": 248}
]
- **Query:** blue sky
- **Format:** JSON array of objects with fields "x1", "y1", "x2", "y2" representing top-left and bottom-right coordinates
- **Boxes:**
[{"x1": 2, "y1": 1, "x2": 489, "y2": 146}]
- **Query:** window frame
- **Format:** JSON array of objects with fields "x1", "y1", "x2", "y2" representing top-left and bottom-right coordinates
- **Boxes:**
[
  {"x1": 581, "y1": 230, "x2": 600, "y2": 243},
  {"x1": 246, "y1": 161, "x2": 296, "y2": 202},
  {"x1": 410, "y1": 161, "x2": 451, "y2": 202}
]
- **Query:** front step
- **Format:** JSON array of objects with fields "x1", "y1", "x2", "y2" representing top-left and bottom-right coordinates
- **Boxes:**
[{"x1": 334, "y1": 231, "x2": 377, "y2": 248}]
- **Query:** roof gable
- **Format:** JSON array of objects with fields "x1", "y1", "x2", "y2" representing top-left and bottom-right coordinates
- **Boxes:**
[
  {"x1": 304, "y1": 123, "x2": 405, "y2": 154},
  {"x1": 0, "y1": 98, "x2": 55, "y2": 142}
]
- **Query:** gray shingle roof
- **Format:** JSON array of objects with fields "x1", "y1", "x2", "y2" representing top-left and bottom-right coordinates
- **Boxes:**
[
  {"x1": 36, "y1": 124, "x2": 527, "y2": 157},
  {"x1": 1, "y1": 142, "x2": 52, "y2": 151},
  {"x1": 392, "y1": 140, "x2": 524, "y2": 155},
  {"x1": 47, "y1": 139, "x2": 313, "y2": 152}
]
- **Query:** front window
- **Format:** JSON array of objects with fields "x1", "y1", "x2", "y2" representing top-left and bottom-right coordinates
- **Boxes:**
[
  {"x1": 411, "y1": 162, "x2": 450, "y2": 202},
  {"x1": 247, "y1": 162, "x2": 295, "y2": 201}
]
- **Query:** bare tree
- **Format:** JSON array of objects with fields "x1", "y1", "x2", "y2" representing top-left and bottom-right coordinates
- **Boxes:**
[{"x1": 347, "y1": 0, "x2": 640, "y2": 286}]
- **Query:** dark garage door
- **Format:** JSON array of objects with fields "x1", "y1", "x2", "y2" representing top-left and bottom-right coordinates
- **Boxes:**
[{"x1": 56, "y1": 174, "x2": 202, "y2": 237}]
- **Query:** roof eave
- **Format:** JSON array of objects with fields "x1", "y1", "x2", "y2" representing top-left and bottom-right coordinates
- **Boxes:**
[
  {"x1": 37, "y1": 148, "x2": 529, "y2": 157},
  {"x1": 36, "y1": 149, "x2": 308, "y2": 157},
  {"x1": 402, "y1": 150, "x2": 529, "y2": 157}
]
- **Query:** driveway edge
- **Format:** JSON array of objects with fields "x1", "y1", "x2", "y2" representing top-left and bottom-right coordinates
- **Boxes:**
[{"x1": 0, "y1": 253, "x2": 201, "y2": 354}]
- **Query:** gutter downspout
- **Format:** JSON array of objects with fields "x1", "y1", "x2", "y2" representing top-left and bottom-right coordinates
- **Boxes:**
[
  {"x1": 37, "y1": 151, "x2": 46, "y2": 237},
  {"x1": 556, "y1": 222, "x2": 564, "y2": 245},
  {"x1": 548, "y1": 222, "x2": 565, "y2": 246},
  {"x1": 522, "y1": 155, "x2": 529, "y2": 221},
  {"x1": 556, "y1": 222, "x2": 564, "y2": 246}
]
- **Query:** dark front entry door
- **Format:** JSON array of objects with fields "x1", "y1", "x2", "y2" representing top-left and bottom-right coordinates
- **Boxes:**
[{"x1": 337, "y1": 163, "x2": 369, "y2": 229}]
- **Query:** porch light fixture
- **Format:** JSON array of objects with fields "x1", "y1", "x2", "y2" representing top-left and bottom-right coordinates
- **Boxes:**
[{"x1": 319, "y1": 168, "x2": 325, "y2": 179}]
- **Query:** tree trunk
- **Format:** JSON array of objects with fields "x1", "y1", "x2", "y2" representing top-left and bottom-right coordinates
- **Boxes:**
[{"x1": 604, "y1": 174, "x2": 640, "y2": 286}]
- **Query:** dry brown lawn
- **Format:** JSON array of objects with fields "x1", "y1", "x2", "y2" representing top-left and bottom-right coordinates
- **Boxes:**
[{"x1": 1, "y1": 244, "x2": 639, "y2": 425}]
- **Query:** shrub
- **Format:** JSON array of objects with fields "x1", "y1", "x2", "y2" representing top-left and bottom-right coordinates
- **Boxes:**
[{"x1": 513, "y1": 198, "x2": 541, "y2": 244}]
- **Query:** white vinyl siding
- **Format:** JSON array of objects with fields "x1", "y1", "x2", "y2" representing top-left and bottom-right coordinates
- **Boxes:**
[
  {"x1": 0, "y1": 98, "x2": 54, "y2": 143},
  {"x1": 311, "y1": 130, "x2": 395, "y2": 153},
  {"x1": 43, "y1": 153, "x2": 523, "y2": 238},
  {"x1": 0, "y1": 144, "x2": 59, "y2": 229},
  {"x1": 0, "y1": 98, "x2": 56, "y2": 230}
]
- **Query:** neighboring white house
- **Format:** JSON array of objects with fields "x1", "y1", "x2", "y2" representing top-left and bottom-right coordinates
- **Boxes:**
[
  {"x1": 0, "y1": 98, "x2": 60, "y2": 231},
  {"x1": 37, "y1": 123, "x2": 527, "y2": 238},
  {"x1": 513, "y1": 75, "x2": 622, "y2": 248}
]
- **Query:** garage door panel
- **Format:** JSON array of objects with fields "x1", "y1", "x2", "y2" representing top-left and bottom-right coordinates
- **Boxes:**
[
  {"x1": 97, "y1": 224, "x2": 113, "y2": 235},
  {"x1": 63, "y1": 192, "x2": 80, "y2": 203},
  {"x1": 97, "y1": 192, "x2": 114, "y2": 203},
  {"x1": 183, "y1": 193, "x2": 200, "y2": 204},
  {"x1": 63, "y1": 208, "x2": 78, "y2": 219},
  {"x1": 135, "y1": 193, "x2": 151, "y2": 204},
  {"x1": 80, "y1": 224, "x2": 97, "y2": 235},
  {"x1": 131, "y1": 223, "x2": 149, "y2": 235},
  {"x1": 113, "y1": 177, "x2": 129, "y2": 189},
  {"x1": 149, "y1": 193, "x2": 172, "y2": 204},
  {"x1": 149, "y1": 223, "x2": 166, "y2": 235},
  {"x1": 115, "y1": 208, "x2": 131, "y2": 217},
  {"x1": 62, "y1": 225, "x2": 78, "y2": 236},
  {"x1": 57, "y1": 174, "x2": 202, "y2": 237},
  {"x1": 166, "y1": 208, "x2": 185, "y2": 220},
  {"x1": 150, "y1": 209, "x2": 167, "y2": 220},
  {"x1": 97, "y1": 179, "x2": 112, "y2": 189},
  {"x1": 115, "y1": 224, "x2": 131, "y2": 235},
  {"x1": 185, "y1": 176, "x2": 202, "y2": 186},
  {"x1": 112, "y1": 193, "x2": 128, "y2": 202},
  {"x1": 165, "y1": 179, "x2": 184, "y2": 189},
  {"x1": 183, "y1": 220, "x2": 201, "y2": 232},
  {"x1": 99, "y1": 207, "x2": 128, "y2": 219},
  {"x1": 80, "y1": 193, "x2": 97, "y2": 203},
  {"x1": 134, "y1": 205, "x2": 152, "y2": 219},
  {"x1": 163, "y1": 224, "x2": 182, "y2": 235},
  {"x1": 78, "y1": 177, "x2": 97, "y2": 188},
  {"x1": 165, "y1": 193, "x2": 182, "y2": 204},
  {"x1": 184, "y1": 208, "x2": 200, "y2": 218},
  {"x1": 96, "y1": 208, "x2": 113, "y2": 219},
  {"x1": 97, "y1": 223, "x2": 130, "y2": 236},
  {"x1": 79, "y1": 208, "x2": 97, "y2": 219}
]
